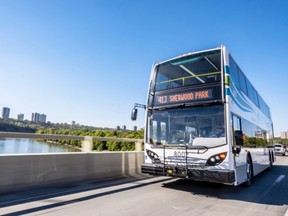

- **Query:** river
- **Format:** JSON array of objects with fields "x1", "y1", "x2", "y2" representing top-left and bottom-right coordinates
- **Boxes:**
[{"x1": 0, "y1": 138, "x2": 80, "y2": 154}]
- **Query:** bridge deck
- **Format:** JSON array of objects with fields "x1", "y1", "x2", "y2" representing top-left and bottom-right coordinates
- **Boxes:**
[{"x1": 1, "y1": 158, "x2": 288, "y2": 216}]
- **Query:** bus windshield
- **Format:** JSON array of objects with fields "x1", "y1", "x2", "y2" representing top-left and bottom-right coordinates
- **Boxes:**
[
  {"x1": 147, "y1": 105, "x2": 226, "y2": 148},
  {"x1": 154, "y1": 49, "x2": 221, "y2": 91}
]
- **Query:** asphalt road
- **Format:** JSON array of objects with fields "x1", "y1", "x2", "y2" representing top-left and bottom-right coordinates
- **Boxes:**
[{"x1": 1, "y1": 155, "x2": 288, "y2": 216}]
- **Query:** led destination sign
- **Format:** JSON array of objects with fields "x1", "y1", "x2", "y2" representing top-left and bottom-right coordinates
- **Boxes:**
[{"x1": 154, "y1": 89, "x2": 213, "y2": 106}]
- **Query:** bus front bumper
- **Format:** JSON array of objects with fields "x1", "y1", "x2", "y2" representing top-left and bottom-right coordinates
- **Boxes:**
[{"x1": 141, "y1": 163, "x2": 235, "y2": 184}]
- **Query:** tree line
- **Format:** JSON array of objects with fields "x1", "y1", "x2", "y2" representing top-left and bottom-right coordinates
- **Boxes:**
[
  {"x1": 274, "y1": 137, "x2": 288, "y2": 145},
  {"x1": 243, "y1": 136, "x2": 288, "y2": 147},
  {"x1": 2, "y1": 118, "x2": 288, "y2": 149},
  {"x1": 0, "y1": 119, "x2": 36, "y2": 133},
  {"x1": 243, "y1": 137, "x2": 269, "y2": 147},
  {"x1": 37, "y1": 128, "x2": 144, "y2": 151}
]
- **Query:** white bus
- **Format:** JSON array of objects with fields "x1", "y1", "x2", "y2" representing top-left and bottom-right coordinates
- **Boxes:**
[{"x1": 132, "y1": 45, "x2": 274, "y2": 186}]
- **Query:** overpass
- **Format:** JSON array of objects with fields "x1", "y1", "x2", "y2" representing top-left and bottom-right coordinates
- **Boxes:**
[{"x1": 0, "y1": 132, "x2": 144, "y2": 194}]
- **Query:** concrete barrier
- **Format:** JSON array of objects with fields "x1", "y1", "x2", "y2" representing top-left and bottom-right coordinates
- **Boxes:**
[{"x1": 0, "y1": 151, "x2": 144, "y2": 194}]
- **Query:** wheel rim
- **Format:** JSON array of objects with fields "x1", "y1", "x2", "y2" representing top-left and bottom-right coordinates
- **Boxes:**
[{"x1": 247, "y1": 161, "x2": 252, "y2": 181}]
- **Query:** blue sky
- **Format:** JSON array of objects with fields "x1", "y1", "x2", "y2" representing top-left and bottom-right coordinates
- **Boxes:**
[{"x1": 0, "y1": 1, "x2": 287, "y2": 136}]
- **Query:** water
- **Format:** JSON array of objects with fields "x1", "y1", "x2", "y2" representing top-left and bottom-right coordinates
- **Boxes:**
[{"x1": 0, "y1": 138, "x2": 80, "y2": 154}]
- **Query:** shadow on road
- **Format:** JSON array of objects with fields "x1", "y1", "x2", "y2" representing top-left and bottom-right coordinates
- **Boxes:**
[
  {"x1": 161, "y1": 164, "x2": 288, "y2": 206},
  {"x1": 0, "y1": 176, "x2": 172, "y2": 216},
  {"x1": 1, "y1": 163, "x2": 287, "y2": 215}
]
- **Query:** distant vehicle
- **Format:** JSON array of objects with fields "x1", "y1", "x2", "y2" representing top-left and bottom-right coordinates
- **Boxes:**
[
  {"x1": 274, "y1": 144, "x2": 286, "y2": 156},
  {"x1": 284, "y1": 145, "x2": 288, "y2": 152},
  {"x1": 132, "y1": 45, "x2": 275, "y2": 186}
]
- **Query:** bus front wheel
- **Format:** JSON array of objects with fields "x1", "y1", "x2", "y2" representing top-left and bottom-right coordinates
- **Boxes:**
[
  {"x1": 268, "y1": 152, "x2": 273, "y2": 170},
  {"x1": 245, "y1": 156, "x2": 253, "y2": 186}
]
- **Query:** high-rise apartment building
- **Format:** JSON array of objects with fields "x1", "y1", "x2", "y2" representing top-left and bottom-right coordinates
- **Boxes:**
[
  {"x1": 31, "y1": 112, "x2": 47, "y2": 123},
  {"x1": 281, "y1": 131, "x2": 288, "y2": 139},
  {"x1": 39, "y1": 114, "x2": 47, "y2": 123},
  {"x1": 2, "y1": 107, "x2": 10, "y2": 120},
  {"x1": 32, "y1": 113, "x2": 38, "y2": 122},
  {"x1": 17, "y1": 113, "x2": 24, "y2": 121}
]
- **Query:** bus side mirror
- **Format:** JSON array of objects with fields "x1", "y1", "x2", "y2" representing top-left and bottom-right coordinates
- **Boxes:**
[
  {"x1": 232, "y1": 146, "x2": 241, "y2": 155},
  {"x1": 234, "y1": 130, "x2": 244, "y2": 146},
  {"x1": 131, "y1": 103, "x2": 146, "y2": 121},
  {"x1": 131, "y1": 108, "x2": 138, "y2": 121}
]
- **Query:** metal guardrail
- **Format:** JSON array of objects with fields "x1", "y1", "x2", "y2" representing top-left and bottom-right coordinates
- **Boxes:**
[{"x1": 0, "y1": 132, "x2": 144, "y2": 152}]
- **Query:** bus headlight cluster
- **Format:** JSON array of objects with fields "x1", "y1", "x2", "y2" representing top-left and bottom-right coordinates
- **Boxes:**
[
  {"x1": 146, "y1": 149, "x2": 161, "y2": 164},
  {"x1": 206, "y1": 152, "x2": 227, "y2": 166}
]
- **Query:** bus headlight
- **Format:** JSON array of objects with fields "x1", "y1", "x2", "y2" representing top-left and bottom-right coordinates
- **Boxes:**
[
  {"x1": 206, "y1": 152, "x2": 227, "y2": 166},
  {"x1": 146, "y1": 149, "x2": 161, "y2": 164}
]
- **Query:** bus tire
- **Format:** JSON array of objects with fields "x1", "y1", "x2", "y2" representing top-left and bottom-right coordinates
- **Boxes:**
[
  {"x1": 245, "y1": 155, "x2": 253, "y2": 186},
  {"x1": 271, "y1": 151, "x2": 275, "y2": 162},
  {"x1": 268, "y1": 152, "x2": 273, "y2": 170}
]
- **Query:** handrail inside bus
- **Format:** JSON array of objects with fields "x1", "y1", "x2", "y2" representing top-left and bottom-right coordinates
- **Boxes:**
[{"x1": 155, "y1": 71, "x2": 221, "y2": 86}]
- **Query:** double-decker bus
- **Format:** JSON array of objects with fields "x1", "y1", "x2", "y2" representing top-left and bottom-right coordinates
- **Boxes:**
[{"x1": 132, "y1": 45, "x2": 274, "y2": 186}]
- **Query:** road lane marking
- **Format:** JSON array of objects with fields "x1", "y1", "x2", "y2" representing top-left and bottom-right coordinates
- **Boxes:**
[
  {"x1": 256, "y1": 174, "x2": 286, "y2": 203},
  {"x1": 275, "y1": 175, "x2": 285, "y2": 183}
]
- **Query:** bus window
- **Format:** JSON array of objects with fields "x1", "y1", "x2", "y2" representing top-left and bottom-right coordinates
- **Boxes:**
[
  {"x1": 233, "y1": 115, "x2": 241, "y2": 131},
  {"x1": 229, "y1": 55, "x2": 240, "y2": 89},
  {"x1": 160, "y1": 122, "x2": 167, "y2": 143},
  {"x1": 238, "y1": 69, "x2": 248, "y2": 95},
  {"x1": 154, "y1": 50, "x2": 221, "y2": 91},
  {"x1": 146, "y1": 105, "x2": 226, "y2": 147},
  {"x1": 148, "y1": 118, "x2": 168, "y2": 145}
]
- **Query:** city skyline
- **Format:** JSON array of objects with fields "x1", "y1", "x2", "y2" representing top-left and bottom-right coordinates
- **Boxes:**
[
  {"x1": 1, "y1": 106, "x2": 47, "y2": 123},
  {"x1": 1, "y1": 1, "x2": 288, "y2": 135},
  {"x1": 0, "y1": 106, "x2": 132, "y2": 130},
  {"x1": 0, "y1": 104, "x2": 284, "y2": 137}
]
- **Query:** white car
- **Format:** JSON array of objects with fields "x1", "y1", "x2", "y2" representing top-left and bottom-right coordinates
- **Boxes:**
[{"x1": 274, "y1": 144, "x2": 286, "y2": 156}]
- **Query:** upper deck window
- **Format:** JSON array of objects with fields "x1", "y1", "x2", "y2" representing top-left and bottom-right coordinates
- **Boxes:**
[{"x1": 154, "y1": 50, "x2": 222, "y2": 91}]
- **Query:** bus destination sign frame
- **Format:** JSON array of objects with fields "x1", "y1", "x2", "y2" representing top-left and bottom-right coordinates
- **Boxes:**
[{"x1": 153, "y1": 89, "x2": 214, "y2": 106}]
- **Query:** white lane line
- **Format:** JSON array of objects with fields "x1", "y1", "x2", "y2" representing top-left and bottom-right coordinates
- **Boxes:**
[
  {"x1": 285, "y1": 208, "x2": 288, "y2": 216},
  {"x1": 275, "y1": 175, "x2": 286, "y2": 183},
  {"x1": 256, "y1": 174, "x2": 286, "y2": 203}
]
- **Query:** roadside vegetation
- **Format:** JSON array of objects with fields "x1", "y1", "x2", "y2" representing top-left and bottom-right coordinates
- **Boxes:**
[
  {"x1": 0, "y1": 118, "x2": 144, "y2": 151},
  {"x1": 243, "y1": 137, "x2": 270, "y2": 147},
  {"x1": 3, "y1": 118, "x2": 288, "y2": 150},
  {"x1": 273, "y1": 137, "x2": 288, "y2": 145},
  {"x1": 0, "y1": 119, "x2": 36, "y2": 133},
  {"x1": 37, "y1": 128, "x2": 144, "y2": 151}
]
